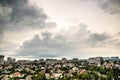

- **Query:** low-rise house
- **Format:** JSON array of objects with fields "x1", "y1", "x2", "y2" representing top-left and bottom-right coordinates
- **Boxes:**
[
  {"x1": 79, "y1": 69, "x2": 87, "y2": 74},
  {"x1": 53, "y1": 73, "x2": 63, "y2": 79}
]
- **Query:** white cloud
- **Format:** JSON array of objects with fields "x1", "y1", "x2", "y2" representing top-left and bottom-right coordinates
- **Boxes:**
[
  {"x1": 0, "y1": 0, "x2": 120, "y2": 58},
  {"x1": 16, "y1": 23, "x2": 120, "y2": 58}
]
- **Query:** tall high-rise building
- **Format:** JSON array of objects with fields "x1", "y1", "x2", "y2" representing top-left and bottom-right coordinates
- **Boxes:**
[{"x1": 0, "y1": 55, "x2": 4, "y2": 64}]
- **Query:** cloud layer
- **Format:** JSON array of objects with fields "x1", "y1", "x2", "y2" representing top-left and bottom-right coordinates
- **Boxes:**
[
  {"x1": 17, "y1": 32, "x2": 69, "y2": 57},
  {"x1": 16, "y1": 23, "x2": 120, "y2": 58},
  {"x1": 0, "y1": 0, "x2": 120, "y2": 58},
  {"x1": 96, "y1": 0, "x2": 120, "y2": 14},
  {"x1": 0, "y1": 0, "x2": 56, "y2": 52},
  {"x1": 0, "y1": 0, "x2": 48, "y2": 29}
]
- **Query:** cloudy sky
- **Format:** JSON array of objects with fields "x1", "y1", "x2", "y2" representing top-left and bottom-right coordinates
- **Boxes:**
[{"x1": 0, "y1": 0, "x2": 120, "y2": 59}]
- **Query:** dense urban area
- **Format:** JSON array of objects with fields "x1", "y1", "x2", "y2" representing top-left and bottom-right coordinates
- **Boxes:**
[{"x1": 0, "y1": 55, "x2": 120, "y2": 80}]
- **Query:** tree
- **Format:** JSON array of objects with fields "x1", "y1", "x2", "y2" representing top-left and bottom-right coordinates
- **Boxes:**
[{"x1": 32, "y1": 73, "x2": 47, "y2": 80}]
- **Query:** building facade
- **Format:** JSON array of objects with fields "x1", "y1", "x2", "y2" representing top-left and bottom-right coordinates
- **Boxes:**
[
  {"x1": 88, "y1": 57, "x2": 103, "y2": 65},
  {"x1": 0, "y1": 55, "x2": 4, "y2": 64}
]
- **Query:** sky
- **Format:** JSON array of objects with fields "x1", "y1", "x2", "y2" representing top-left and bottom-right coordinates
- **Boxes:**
[{"x1": 0, "y1": 0, "x2": 120, "y2": 59}]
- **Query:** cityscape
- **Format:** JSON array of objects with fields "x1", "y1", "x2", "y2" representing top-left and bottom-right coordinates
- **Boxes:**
[
  {"x1": 0, "y1": 55, "x2": 120, "y2": 80},
  {"x1": 0, "y1": 0, "x2": 120, "y2": 80}
]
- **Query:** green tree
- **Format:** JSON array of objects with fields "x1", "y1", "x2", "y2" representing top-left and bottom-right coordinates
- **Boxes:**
[{"x1": 32, "y1": 73, "x2": 47, "y2": 80}]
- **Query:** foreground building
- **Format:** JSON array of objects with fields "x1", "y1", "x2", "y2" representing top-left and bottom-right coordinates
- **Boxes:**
[
  {"x1": 0, "y1": 55, "x2": 4, "y2": 64},
  {"x1": 88, "y1": 57, "x2": 103, "y2": 65}
]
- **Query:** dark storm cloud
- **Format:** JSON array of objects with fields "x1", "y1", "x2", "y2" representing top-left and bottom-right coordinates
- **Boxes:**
[
  {"x1": 96, "y1": 0, "x2": 120, "y2": 14},
  {"x1": 0, "y1": 0, "x2": 56, "y2": 49},
  {"x1": 90, "y1": 33, "x2": 109, "y2": 42},
  {"x1": 0, "y1": 0, "x2": 56, "y2": 34},
  {"x1": 0, "y1": 0, "x2": 47, "y2": 28},
  {"x1": 89, "y1": 33, "x2": 109, "y2": 47},
  {"x1": 77, "y1": 23, "x2": 110, "y2": 47},
  {"x1": 0, "y1": 0, "x2": 27, "y2": 6}
]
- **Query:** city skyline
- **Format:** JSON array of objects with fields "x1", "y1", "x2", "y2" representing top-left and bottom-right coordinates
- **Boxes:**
[
  {"x1": 0, "y1": 0, "x2": 120, "y2": 59},
  {"x1": 0, "y1": 54, "x2": 120, "y2": 61},
  {"x1": 0, "y1": 55, "x2": 120, "y2": 80}
]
